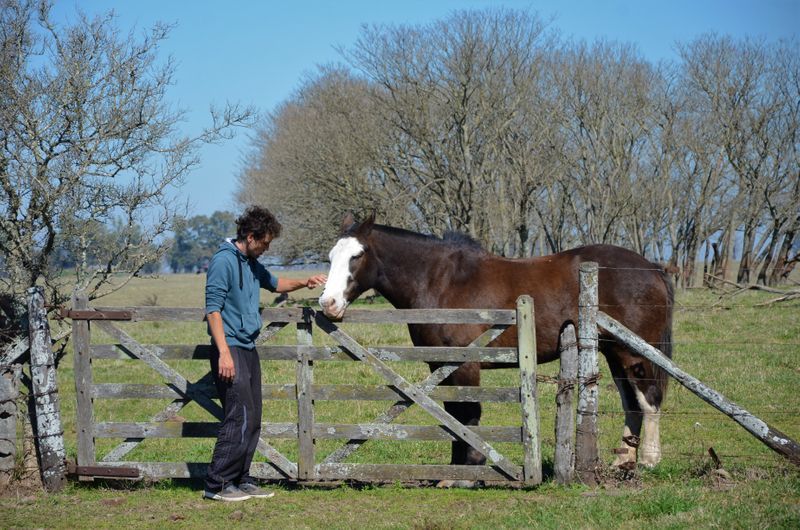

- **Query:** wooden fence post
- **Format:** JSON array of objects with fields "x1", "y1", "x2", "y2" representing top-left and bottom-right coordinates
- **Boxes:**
[
  {"x1": 72, "y1": 290, "x2": 96, "y2": 473},
  {"x1": 576, "y1": 262, "x2": 600, "y2": 484},
  {"x1": 516, "y1": 295, "x2": 541, "y2": 486},
  {"x1": 296, "y1": 308, "x2": 316, "y2": 480},
  {"x1": 554, "y1": 324, "x2": 578, "y2": 484},
  {"x1": 28, "y1": 287, "x2": 67, "y2": 492},
  {"x1": 0, "y1": 365, "x2": 21, "y2": 488}
]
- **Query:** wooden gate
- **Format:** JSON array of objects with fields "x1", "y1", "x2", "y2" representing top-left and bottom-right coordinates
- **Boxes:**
[{"x1": 69, "y1": 292, "x2": 544, "y2": 485}]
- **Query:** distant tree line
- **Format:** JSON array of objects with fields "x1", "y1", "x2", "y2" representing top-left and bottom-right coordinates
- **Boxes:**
[
  {"x1": 237, "y1": 9, "x2": 799, "y2": 287},
  {"x1": 168, "y1": 211, "x2": 236, "y2": 273}
]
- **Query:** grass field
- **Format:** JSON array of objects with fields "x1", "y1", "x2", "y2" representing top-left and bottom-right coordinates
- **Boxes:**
[{"x1": 1, "y1": 271, "x2": 799, "y2": 529}]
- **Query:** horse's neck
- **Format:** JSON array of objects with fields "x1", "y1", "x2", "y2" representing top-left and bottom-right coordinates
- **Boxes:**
[{"x1": 373, "y1": 234, "x2": 446, "y2": 309}]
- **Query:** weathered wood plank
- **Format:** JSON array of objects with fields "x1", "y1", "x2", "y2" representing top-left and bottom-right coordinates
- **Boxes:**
[
  {"x1": 0, "y1": 336, "x2": 29, "y2": 368},
  {"x1": 516, "y1": 296, "x2": 541, "y2": 486},
  {"x1": 296, "y1": 313, "x2": 315, "y2": 480},
  {"x1": 314, "y1": 423, "x2": 520, "y2": 442},
  {"x1": 28, "y1": 287, "x2": 67, "y2": 492},
  {"x1": 98, "y1": 461, "x2": 287, "y2": 481},
  {"x1": 316, "y1": 463, "x2": 514, "y2": 482},
  {"x1": 72, "y1": 291, "x2": 96, "y2": 471},
  {"x1": 88, "y1": 306, "x2": 516, "y2": 325},
  {"x1": 95, "y1": 422, "x2": 298, "y2": 438},
  {"x1": 554, "y1": 324, "x2": 578, "y2": 484},
  {"x1": 315, "y1": 313, "x2": 522, "y2": 480},
  {"x1": 90, "y1": 306, "x2": 307, "y2": 322},
  {"x1": 94, "y1": 421, "x2": 520, "y2": 442},
  {"x1": 597, "y1": 311, "x2": 800, "y2": 467},
  {"x1": 91, "y1": 383, "x2": 520, "y2": 403},
  {"x1": 90, "y1": 344, "x2": 518, "y2": 363},
  {"x1": 576, "y1": 262, "x2": 600, "y2": 484},
  {"x1": 0, "y1": 365, "x2": 21, "y2": 475},
  {"x1": 97, "y1": 461, "x2": 515, "y2": 483}
]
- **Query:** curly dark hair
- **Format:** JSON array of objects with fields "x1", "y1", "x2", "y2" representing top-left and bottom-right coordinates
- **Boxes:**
[{"x1": 235, "y1": 206, "x2": 282, "y2": 241}]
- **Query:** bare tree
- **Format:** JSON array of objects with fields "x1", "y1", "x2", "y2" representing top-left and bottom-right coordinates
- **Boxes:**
[
  {"x1": 343, "y1": 9, "x2": 552, "y2": 245},
  {"x1": 0, "y1": 0, "x2": 255, "y2": 309},
  {"x1": 236, "y1": 67, "x2": 407, "y2": 260},
  {"x1": 552, "y1": 41, "x2": 660, "y2": 250}
]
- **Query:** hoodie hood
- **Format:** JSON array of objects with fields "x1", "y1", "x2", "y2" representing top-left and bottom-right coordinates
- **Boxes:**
[{"x1": 220, "y1": 238, "x2": 247, "y2": 290}]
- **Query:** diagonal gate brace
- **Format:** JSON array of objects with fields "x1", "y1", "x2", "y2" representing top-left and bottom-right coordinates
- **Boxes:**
[
  {"x1": 322, "y1": 324, "x2": 509, "y2": 465},
  {"x1": 94, "y1": 320, "x2": 298, "y2": 479},
  {"x1": 314, "y1": 313, "x2": 522, "y2": 480}
]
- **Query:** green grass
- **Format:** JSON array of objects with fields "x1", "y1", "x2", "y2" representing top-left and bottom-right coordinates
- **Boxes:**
[{"x1": 1, "y1": 273, "x2": 799, "y2": 528}]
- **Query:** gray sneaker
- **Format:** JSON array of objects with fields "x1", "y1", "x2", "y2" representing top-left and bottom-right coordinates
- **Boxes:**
[
  {"x1": 238, "y1": 482, "x2": 275, "y2": 498},
  {"x1": 203, "y1": 484, "x2": 251, "y2": 502}
]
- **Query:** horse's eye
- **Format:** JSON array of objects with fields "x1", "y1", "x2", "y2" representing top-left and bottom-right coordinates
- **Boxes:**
[{"x1": 350, "y1": 252, "x2": 364, "y2": 261}]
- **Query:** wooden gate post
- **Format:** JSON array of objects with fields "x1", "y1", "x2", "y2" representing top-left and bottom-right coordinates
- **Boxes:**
[
  {"x1": 72, "y1": 290, "x2": 96, "y2": 473},
  {"x1": 576, "y1": 262, "x2": 600, "y2": 484},
  {"x1": 28, "y1": 287, "x2": 67, "y2": 492},
  {"x1": 516, "y1": 295, "x2": 541, "y2": 485},
  {"x1": 554, "y1": 324, "x2": 578, "y2": 484},
  {"x1": 296, "y1": 308, "x2": 316, "y2": 480}
]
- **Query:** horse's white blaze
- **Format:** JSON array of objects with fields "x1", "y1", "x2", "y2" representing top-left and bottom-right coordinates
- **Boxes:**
[
  {"x1": 634, "y1": 387, "x2": 662, "y2": 467},
  {"x1": 319, "y1": 237, "x2": 363, "y2": 318}
]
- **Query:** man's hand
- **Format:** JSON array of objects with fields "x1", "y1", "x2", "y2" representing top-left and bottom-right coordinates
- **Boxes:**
[
  {"x1": 218, "y1": 348, "x2": 235, "y2": 382},
  {"x1": 305, "y1": 274, "x2": 327, "y2": 289}
]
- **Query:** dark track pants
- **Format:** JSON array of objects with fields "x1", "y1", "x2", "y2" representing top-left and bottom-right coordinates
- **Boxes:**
[{"x1": 205, "y1": 345, "x2": 262, "y2": 491}]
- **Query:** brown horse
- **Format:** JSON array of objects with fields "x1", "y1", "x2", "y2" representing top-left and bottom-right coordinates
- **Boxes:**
[{"x1": 319, "y1": 213, "x2": 674, "y2": 470}]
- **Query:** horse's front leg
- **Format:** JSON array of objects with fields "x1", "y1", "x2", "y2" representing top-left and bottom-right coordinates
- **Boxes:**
[
  {"x1": 434, "y1": 362, "x2": 484, "y2": 488},
  {"x1": 444, "y1": 400, "x2": 485, "y2": 466}
]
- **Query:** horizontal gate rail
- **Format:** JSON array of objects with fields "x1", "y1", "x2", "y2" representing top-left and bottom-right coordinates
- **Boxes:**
[
  {"x1": 89, "y1": 306, "x2": 517, "y2": 324},
  {"x1": 89, "y1": 344, "x2": 519, "y2": 363},
  {"x1": 90, "y1": 383, "x2": 521, "y2": 402},
  {"x1": 93, "y1": 422, "x2": 521, "y2": 442}
]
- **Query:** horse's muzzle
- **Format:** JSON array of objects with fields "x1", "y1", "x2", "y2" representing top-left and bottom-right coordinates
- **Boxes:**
[{"x1": 319, "y1": 297, "x2": 346, "y2": 321}]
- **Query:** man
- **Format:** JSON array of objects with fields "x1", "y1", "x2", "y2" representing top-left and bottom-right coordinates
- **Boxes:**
[{"x1": 203, "y1": 206, "x2": 326, "y2": 501}]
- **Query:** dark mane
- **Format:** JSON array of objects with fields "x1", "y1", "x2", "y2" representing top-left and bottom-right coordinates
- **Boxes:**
[
  {"x1": 365, "y1": 224, "x2": 486, "y2": 253},
  {"x1": 442, "y1": 231, "x2": 485, "y2": 252}
]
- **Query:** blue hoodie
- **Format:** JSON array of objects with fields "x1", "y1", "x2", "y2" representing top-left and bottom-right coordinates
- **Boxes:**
[{"x1": 205, "y1": 238, "x2": 278, "y2": 349}]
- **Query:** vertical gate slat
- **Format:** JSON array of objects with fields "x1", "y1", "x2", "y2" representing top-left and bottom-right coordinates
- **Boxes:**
[
  {"x1": 516, "y1": 296, "x2": 541, "y2": 486},
  {"x1": 554, "y1": 324, "x2": 578, "y2": 484},
  {"x1": 576, "y1": 262, "x2": 600, "y2": 484},
  {"x1": 296, "y1": 309, "x2": 315, "y2": 480},
  {"x1": 72, "y1": 290, "x2": 96, "y2": 471}
]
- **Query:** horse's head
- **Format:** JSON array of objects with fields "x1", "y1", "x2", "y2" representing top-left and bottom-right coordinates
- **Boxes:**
[{"x1": 319, "y1": 212, "x2": 378, "y2": 320}]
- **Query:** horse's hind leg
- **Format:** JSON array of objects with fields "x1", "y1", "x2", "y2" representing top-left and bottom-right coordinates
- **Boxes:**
[{"x1": 606, "y1": 354, "x2": 642, "y2": 468}]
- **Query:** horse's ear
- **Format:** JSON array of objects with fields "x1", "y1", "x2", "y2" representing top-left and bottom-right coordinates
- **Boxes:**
[
  {"x1": 341, "y1": 212, "x2": 356, "y2": 234},
  {"x1": 358, "y1": 210, "x2": 376, "y2": 235}
]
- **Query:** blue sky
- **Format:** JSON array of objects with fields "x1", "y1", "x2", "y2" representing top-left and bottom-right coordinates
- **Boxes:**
[{"x1": 51, "y1": 1, "x2": 799, "y2": 217}]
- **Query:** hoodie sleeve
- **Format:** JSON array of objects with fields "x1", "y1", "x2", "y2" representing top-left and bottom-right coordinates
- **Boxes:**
[
  {"x1": 254, "y1": 261, "x2": 279, "y2": 292},
  {"x1": 205, "y1": 252, "x2": 234, "y2": 313}
]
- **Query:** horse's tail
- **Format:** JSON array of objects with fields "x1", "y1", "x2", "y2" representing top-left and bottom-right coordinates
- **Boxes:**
[{"x1": 654, "y1": 267, "x2": 675, "y2": 402}]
